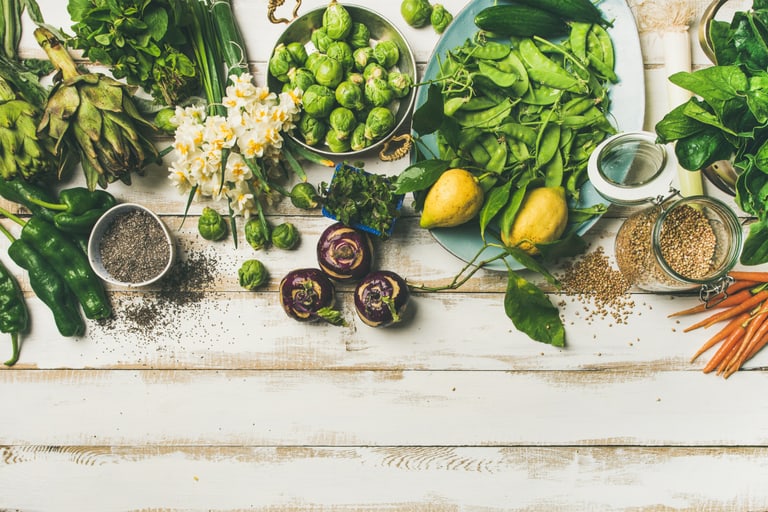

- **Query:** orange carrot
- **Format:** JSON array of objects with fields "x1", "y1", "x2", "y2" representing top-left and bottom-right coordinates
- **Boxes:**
[
  {"x1": 703, "y1": 324, "x2": 746, "y2": 373},
  {"x1": 684, "y1": 290, "x2": 768, "y2": 332},
  {"x1": 746, "y1": 330, "x2": 768, "y2": 361},
  {"x1": 722, "y1": 309, "x2": 768, "y2": 377},
  {"x1": 669, "y1": 289, "x2": 754, "y2": 318},
  {"x1": 690, "y1": 311, "x2": 751, "y2": 362},
  {"x1": 727, "y1": 309, "x2": 768, "y2": 376},
  {"x1": 727, "y1": 271, "x2": 768, "y2": 282}
]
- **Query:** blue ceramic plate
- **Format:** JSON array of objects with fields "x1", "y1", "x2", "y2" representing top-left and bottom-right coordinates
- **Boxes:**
[{"x1": 413, "y1": 0, "x2": 645, "y2": 271}]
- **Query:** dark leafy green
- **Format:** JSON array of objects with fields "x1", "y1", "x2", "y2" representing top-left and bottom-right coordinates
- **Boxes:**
[
  {"x1": 504, "y1": 271, "x2": 564, "y2": 347},
  {"x1": 654, "y1": 0, "x2": 768, "y2": 265}
]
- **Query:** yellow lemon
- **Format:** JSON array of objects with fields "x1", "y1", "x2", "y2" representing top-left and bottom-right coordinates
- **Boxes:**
[
  {"x1": 420, "y1": 168, "x2": 484, "y2": 229},
  {"x1": 502, "y1": 186, "x2": 568, "y2": 255}
]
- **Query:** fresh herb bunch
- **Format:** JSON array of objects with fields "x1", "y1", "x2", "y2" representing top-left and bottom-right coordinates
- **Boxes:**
[
  {"x1": 320, "y1": 163, "x2": 403, "y2": 238},
  {"x1": 655, "y1": 0, "x2": 768, "y2": 265},
  {"x1": 67, "y1": 0, "x2": 199, "y2": 106}
]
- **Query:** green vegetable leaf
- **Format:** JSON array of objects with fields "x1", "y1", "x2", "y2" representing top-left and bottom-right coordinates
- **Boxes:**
[
  {"x1": 674, "y1": 128, "x2": 734, "y2": 171},
  {"x1": 393, "y1": 159, "x2": 449, "y2": 194},
  {"x1": 669, "y1": 66, "x2": 746, "y2": 107},
  {"x1": 655, "y1": 102, "x2": 706, "y2": 142},
  {"x1": 478, "y1": 179, "x2": 512, "y2": 240},
  {"x1": 499, "y1": 184, "x2": 528, "y2": 238},
  {"x1": 741, "y1": 218, "x2": 768, "y2": 265},
  {"x1": 145, "y1": 7, "x2": 169, "y2": 41},
  {"x1": 504, "y1": 271, "x2": 564, "y2": 347},
  {"x1": 412, "y1": 84, "x2": 445, "y2": 136}
]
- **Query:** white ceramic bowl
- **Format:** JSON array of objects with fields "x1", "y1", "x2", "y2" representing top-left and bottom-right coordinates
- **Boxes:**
[{"x1": 87, "y1": 203, "x2": 176, "y2": 287}]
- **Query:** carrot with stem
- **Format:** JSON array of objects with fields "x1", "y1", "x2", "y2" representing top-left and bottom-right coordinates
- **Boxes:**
[
  {"x1": 690, "y1": 311, "x2": 751, "y2": 362},
  {"x1": 746, "y1": 330, "x2": 768, "y2": 361},
  {"x1": 721, "y1": 308, "x2": 768, "y2": 377},
  {"x1": 726, "y1": 309, "x2": 768, "y2": 376},
  {"x1": 684, "y1": 290, "x2": 768, "y2": 332},
  {"x1": 703, "y1": 323, "x2": 746, "y2": 373},
  {"x1": 669, "y1": 288, "x2": 755, "y2": 318}
]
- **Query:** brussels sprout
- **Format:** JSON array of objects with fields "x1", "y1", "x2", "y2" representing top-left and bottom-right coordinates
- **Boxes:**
[
  {"x1": 335, "y1": 80, "x2": 364, "y2": 110},
  {"x1": 298, "y1": 112, "x2": 328, "y2": 146},
  {"x1": 353, "y1": 47, "x2": 374, "y2": 72},
  {"x1": 364, "y1": 77, "x2": 394, "y2": 107},
  {"x1": 311, "y1": 27, "x2": 333, "y2": 53},
  {"x1": 305, "y1": 51, "x2": 324, "y2": 74},
  {"x1": 154, "y1": 107, "x2": 178, "y2": 135},
  {"x1": 329, "y1": 107, "x2": 357, "y2": 139},
  {"x1": 271, "y1": 222, "x2": 300, "y2": 250},
  {"x1": 350, "y1": 123, "x2": 369, "y2": 152},
  {"x1": 302, "y1": 84, "x2": 336, "y2": 118},
  {"x1": 346, "y1": 72, "x2": 364, "y2": 86},
  {"x1": 364, "y1": 107, "x2": 395, "y2": 141},
  {"x1": 198, "y1": 207, "x2": 228, "y2": 241},
  {"x1": 269, "y1": 44, "x2": 295, "y2": 82},
  {"x1": 322, "y1": 1, "x2": 352, "y2": 40},
  {"x1": 245, "y1": 217, "x2": 271, "y2": 250},
  {"x1": 347, "y1": 22, "x2": 371, "y2": 49},
  {"x1": 313, "y1": 56, "x2": 344, "y2": 88},
  {"x1": 373, "y1": 40, "x2": 400, "y2": 69},
  {"x1": 363, "y1": 62, "x2": 388, "y2": 81},
  {"x1": 400, "y1": 0, "x2": 432, "y2": 28},
  {"x1": 238, "y1": 259, "x2": 269, "y2": 291},
  {"x1": 325, "y1": 128, "x2": 351, "y2": 153},
  {"x1": 288, "y1": 67, "x2": 316, "y2": 92},
  {"x1": 290, "y1": 182, "x2": 320, "y2": 209},
  {"x1": 326, "y1": 41, "x2": 354, "y2": 73},
  {"x1": 286, "y1": 41, "x2": 309, "y2": 66},
  {"x1": 387, "y1": 71, "x2": 413, "y2": 98},
  {"x1": 430, "y1": 4, "x2": 453, "y2": 34}
]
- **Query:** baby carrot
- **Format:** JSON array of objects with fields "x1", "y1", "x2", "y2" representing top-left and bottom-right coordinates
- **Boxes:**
[
  {"x1": 746, "y1": 330, "x2": 768, "y2": 362},
  {"x1": 690, "y1": 311, "x2": 751, "y2": 362},
  {"x1": 703, "y1": 324, "x2": 746, "y2": 373},
  {"x1": 727, "y1": 271, "x2": 768, "y2": 283},
  {"x1": 726, "y1": 309, "x2": 768, "y2": 376},
  {"x1": 684, "y1": 290, "x2": 768, "y2": 332},
  {"x1": 669, "y1": 288, "x2": 754, "y2": 318},
  {"x1": 722, "y1": 309, "x2": 768, "y2": 377}
]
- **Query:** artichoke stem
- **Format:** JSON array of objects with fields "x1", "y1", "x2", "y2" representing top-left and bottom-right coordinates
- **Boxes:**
[{"x1": 33, "y1": 28, "x2": 79, "y2": 80}]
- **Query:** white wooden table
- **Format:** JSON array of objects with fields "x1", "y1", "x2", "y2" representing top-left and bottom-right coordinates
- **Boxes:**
[{"x1": 4, "y1": 0, "x2": 768, "y2": 510}]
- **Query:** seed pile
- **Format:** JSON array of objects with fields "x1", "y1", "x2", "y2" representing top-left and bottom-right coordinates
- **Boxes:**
[
  {"x1": 100, "y1": 209, "x2": 170, "y2": 283},
  {"x1": 558, "y1": 246, "x2": 635, "y2": 325}
]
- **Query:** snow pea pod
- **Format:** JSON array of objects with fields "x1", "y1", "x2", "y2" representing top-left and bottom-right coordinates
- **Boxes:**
[
  {"x1": 468, "y1": 41, "x2": 511, "y2": 60},
  {"x1": 519, "y1": 38, "x2": 584, "y2": 93},
  {"x1": 478, "y1": 60, "x2": 520, "y2": 88},
  {"x1": 453, "y1": 99, "x2": 513, "y2": 129},
  {"x1": 495, "y1": 122, "x2": 537, "y2": 146},
  {"x1": 537, "y1": 123, "x2": 561, "y2": 168}
]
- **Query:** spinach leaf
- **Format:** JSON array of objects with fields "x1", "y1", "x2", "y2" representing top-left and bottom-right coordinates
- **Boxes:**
[
  {"x1": 674, "y1": 128, "x2": 734, "y2": 170},
  {"x1": 504, "y1": 271, "x2": 564, "y2": 347},
  {"x1": 655, "y1": 102, "x2": 706, "y2": 142},
  {"x1": 741, "y1": 218, "x2": 768, "y2": 265}
]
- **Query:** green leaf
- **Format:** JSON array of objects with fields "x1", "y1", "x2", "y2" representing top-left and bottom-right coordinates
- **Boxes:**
[
  {"x1": 144, "y1": 6, "x2": 169, "y2": 41},
  {"x1": 412, "y1": 84, "x2": 445, "y2": 136},
  {"x1": 504, "y1": 271, "x2": 565, "y2": 347},
  {"x1": 393, "y1": 159, "x2": 450, "y2": 194},
  {"x1": 669, "y1": 66, "x2": 746, "y2": 105},
  {"x1": 741, "y1": 218, "x2": 768, "y2": 265},
  {"x1": 499, "y1": 184, "x2": 529, "y2": 239},
  {"x1": 535, "y1": 231, "x2": 588, "y2": 261},
  {"x1": 655, "y1": 102, "x2": 706, "y2": 143},
  {"x1": 674, "y1": 128, "x2": 734, "y2": 171},
  {"x1": 478, "y1": 179, "x2": 512, "y2": 240}
]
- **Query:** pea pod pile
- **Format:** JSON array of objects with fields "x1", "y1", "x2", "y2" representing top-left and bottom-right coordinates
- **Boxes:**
[{"x1": 426, "y1": 24, "x2": 617, "y2": 204}]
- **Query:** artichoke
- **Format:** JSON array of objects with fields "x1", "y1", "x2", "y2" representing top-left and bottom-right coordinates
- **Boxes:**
[
  {"x1": 0, "y1": 75, "x2": 57, "y2": 181},
  {"x1": 34, "y1": 27, "x2": 159, "y2": 190}
]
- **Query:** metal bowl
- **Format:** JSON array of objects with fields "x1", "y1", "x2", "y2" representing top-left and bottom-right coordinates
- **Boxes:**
[{"x1": 268, "y1": 4, "x2": 417, "y2": 157}]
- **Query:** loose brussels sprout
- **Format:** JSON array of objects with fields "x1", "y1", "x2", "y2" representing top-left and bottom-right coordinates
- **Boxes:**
[
  {"x1": 302, "y1": 84, "x2": 336, "y2": 118},
  {"x1": 430, "y1": 4, "x2": 453, "y2": 34},
  {"x1": 326, "y1": 41, "x2": 354, "y2": 73},
  {"x1": 346, "y1": 72, "x2": 364, "y2": 86},
  {"x1": 364, "y1": 77, "x2": 394, "y2": 107},
  {"x1": 322, "y1": 1, "x2": 352, "y2": 40},
  {"x1": 335, "y1": 80, "x2": 364, "y2": 110},
  {"x1": 363, "y1": 62, "x2": 388, "y2": 81},
  {"x1": 353, "y1": 47, "x2": 374, "y2": 72},
  {"x1": 298, "y1": 112, "x2": 328, "y2": 146},
  {"x1": 245, "y1": 218, "x2": 271, "y2": 250},
  {"x1": 387, "y1": 71, "x2": 412, "y2": 99},
  {"x1": 347, "y1": 22, "x2": 371, "y2": 49},
  {"x1": 269, "y1": 44, "x2": 295, "y2": 82},
  {"x1": 329, "y1": 107, "x2": 357, "y2": 139},
  {"x1": 271, "y1": 222, "x2": 300, "y2": 250},
  {"x1": 305, "y1": 51, "x2": 324, "y2": 73},
  {"x1": 288, "y1": 67, "x2": 316, "y2": 92},
  {"x1": 286, "y1": 41, "x2": 308, "y2": 66},
  {"x1": 350, "y1": 123, "x2": 369, "y2": 152},
  {"x1": 364, "y1": 107, "x2": 395, "y2": 141},
  {"x1": 290, "y1": 182, "x2": 320, "y2": 209},
  {"x1": 154, "y1": 107, "x2": 178, "y2": 134},
  {"x1": 373, "y1": 40, "x2": 400, "y2": 69},
  {"x1": 400, "y1": 0, "x2": 432, "y2": 28},
  {"x1": 198, "y1": 207, "x2": 228, "y2": 241},
  {"x1": 238, "y1": 259, "x2": 269, "y2": 291},
  {"x1": 325, "y1": 128, "x2": 351, "y2": 153},
  {"x1": 313, "y1": 56, "x2": 344, "y2": 88},
  {"x1": 311, "y1": 27, "x2": 333, "y2": 53}
]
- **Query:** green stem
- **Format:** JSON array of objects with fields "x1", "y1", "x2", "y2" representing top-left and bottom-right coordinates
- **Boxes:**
[
  {"x1": 33, "y1": 27, "x2": 79, "y2": 80},
  {"x1": 0, "y1": 220, "x2": 15, "y2": 243},
  {"x1": 4, "y1": 332, "x2": 19, "y2": 366},
  {"x1": 408, "y1": 243, "x2": 508, "y2": 292},
  {"x1": 0, "y1": 205, "x2": 26, "y2": 227},
  {"x1": 24, "y1": 195, "x2": 66, "y2": 211}
]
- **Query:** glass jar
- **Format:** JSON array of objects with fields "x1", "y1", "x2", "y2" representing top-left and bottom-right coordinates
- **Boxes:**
[{"x1": 588, "y1": 131, "x2": 742, "y2": 293}]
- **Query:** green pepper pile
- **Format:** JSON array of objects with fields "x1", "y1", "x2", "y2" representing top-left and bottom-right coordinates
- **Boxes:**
[{"x1": 0, "y1": 178, "x2": 114, "y2": 365}]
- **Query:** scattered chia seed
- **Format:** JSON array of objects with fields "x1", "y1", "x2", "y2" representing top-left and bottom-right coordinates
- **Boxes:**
[{"x1": 100, "y1": 209, "x2": 170, "y2": 283}]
